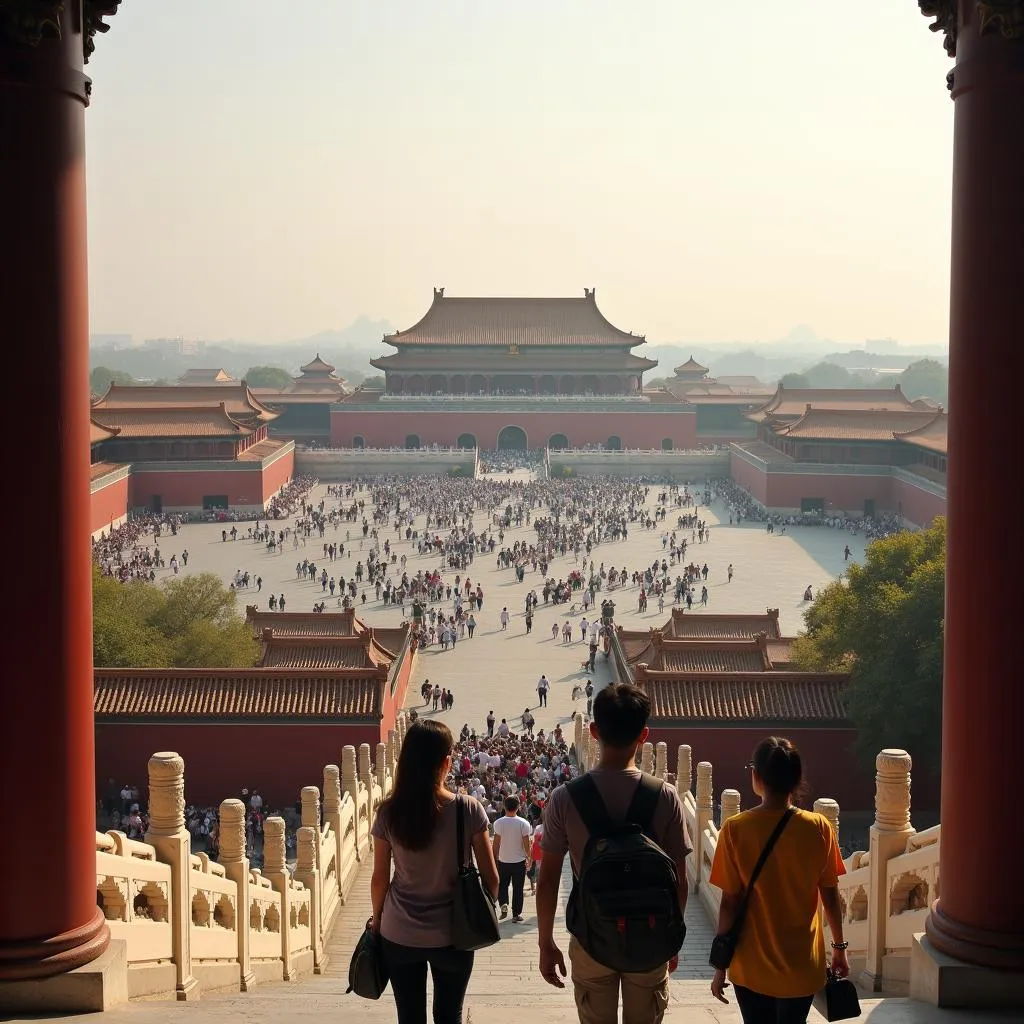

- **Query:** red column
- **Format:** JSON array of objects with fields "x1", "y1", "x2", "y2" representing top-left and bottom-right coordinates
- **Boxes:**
[
  {"x1": 0, "y1": 5, "x2": 109, "y2": 978},
  {"x1": 925, "y1": 3, "x2": 1024, "y2": 971}
]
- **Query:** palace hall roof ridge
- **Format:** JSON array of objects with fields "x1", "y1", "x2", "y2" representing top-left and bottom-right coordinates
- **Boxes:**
[
  {"x1": 673, "y1": 355, "x2": 710, "y2": 375},
  {"x1": 90, "y1": 418, "x2": 119, "y2": 444},
  {"x1": 747, "y1": 383, "x2": 916, "y2": 423},
  {"x1": 92, "y1": 381, "x2": 279, "y2": 423},
  {"x1": 299, "y1": 352, "x2": 337, "y2": 374},
  {"x1": 893, "y1": 407, "x2": 948, "y2": 455},
  {"x1": 775, "y1": 406, "x2": 939, "y2": 441},
  {"x1": 381, "y1": 287, "x2": 646, "y2": 348},
  {"x1": 88, "y1": 403, "x2": 257, "y2": 438}
]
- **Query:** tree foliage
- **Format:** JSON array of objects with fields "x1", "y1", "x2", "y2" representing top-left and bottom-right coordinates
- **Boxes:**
[
  {"x1": 93, "y1": 569, "x2": 260, "y2": 668},
  {"x1": 802, "y1": 361, "x2": 853, "y2": 388},
  {"x1": 900, "y1": 358, "x2": 948, "y2": 405},
  {"x1": 779, "y1": 372, "x2": 810, "y2": 389},
  {"x1": 791, "y1": 519, "x2": 945, "y2": 773},
  {"x1": 90, "y1": 366, "x2": 134, "y2": 394},
  {"x1": 243, "y1": 365, "x2": 293, "y2": 389},
  {"x1": 360, "y1": 374, "x2": 385, "y2": 389}
]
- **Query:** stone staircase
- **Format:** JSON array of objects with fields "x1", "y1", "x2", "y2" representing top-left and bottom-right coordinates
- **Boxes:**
[{"x1": 8, "y1": 860, "x2": 998, "y2": 1024}]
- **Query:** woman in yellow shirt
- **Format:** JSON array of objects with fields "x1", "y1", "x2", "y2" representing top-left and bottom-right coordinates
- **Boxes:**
[{"x1": 709, "y1": 737, "x2": 850, "y2": 1023}]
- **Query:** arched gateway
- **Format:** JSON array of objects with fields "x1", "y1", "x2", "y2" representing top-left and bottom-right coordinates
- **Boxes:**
[{"x1": 497, "y1": 425, "x2": 528, "y2": 450}]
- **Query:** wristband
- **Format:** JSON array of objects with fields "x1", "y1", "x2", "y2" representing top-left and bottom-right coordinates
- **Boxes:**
[{"x1": 831, "y1": 941, "x2": 849, "y2": 950}]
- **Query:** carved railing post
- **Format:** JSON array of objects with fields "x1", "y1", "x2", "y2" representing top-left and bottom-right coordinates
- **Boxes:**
[
  {"x1": 294, "y1": 826, "x2": 324, "y2": 973},
  {"x1": 587, "y1": 730, "x2": 599, "y2": 772},
  {"x1": 387, "y1": 728, "x2": 398, "y2": 778},
  {"x1": 640, "y1": 741, "x2": 654, "y2": 774},
  {"x1": 655, "y1": 741, "x2": 668, "y2": 780},
  {"x1": 694, "y1": 761, "x2": 714, "y2": 891},
  {"x1": 676, "y1": 744, "x2": 692, "y2": 796},
  {"x1": 262, "y1": 817, "x2": 293, "y2": 979},
  {"x1": 342, "y1": 746, "x2": 362, "y2": 858},
  {"x1": 146, "y1": 752, "x2": 198, "y2": 1000},
  {"x1": 860, "y1": 750, "x2": 914, "y2": 993},
  {"x1": 359, "y1": 744, "x2": 374, "y2": 833},
  {"x1": 218, "y1": 799, "x2": 254, "y2": 991},
  {"x1": 375, "y1": 742, "x2": 388, "y2": 795},
  {"x1": 301, "y1": 785, "x2": 322, "y2": 876},
  {"x1": 814, "y1": 798, "x2": 840, "y2": 841},
  {"x1": 573, "y1": 714, "x2": 584, "y2": 770},
  {"x1": 720, "y1": 789, "x2": 741, "y2": 825}
]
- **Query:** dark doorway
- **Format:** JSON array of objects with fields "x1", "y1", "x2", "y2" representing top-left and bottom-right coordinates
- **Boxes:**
[
  {"x1": 497, "y1": 425, "x2": 528, "y2": 450},
  {"x1": 457, "y1": 433, "x2": 477, "y2": 449},
  {"x1": 864, "y1": 498, "x2": 876, "y2": 519},
  {"x1": 548, "y1": 433, "x2": 569, "y2": 449},
  {"x1": 151, "y1": 494, "x2": 162, "y2": 513},
  {"x1": 352, "y1": 435, "x2": 365, "y2": 449},
  {"x1": 203, "y1": 495, "x2": 229, "y2": 510},
  {"x1": 607, "y1": 436, "x2": 622, "y2": 450},
  {"x1": 405, "y1": 434, "x2": 421, "y2": 449},
  {"x1": 801, "y1": 497, "x2": 825, "y2": 514},
  {"x1": 661, "y1": 438, "x2": 674, "y2": 451}
]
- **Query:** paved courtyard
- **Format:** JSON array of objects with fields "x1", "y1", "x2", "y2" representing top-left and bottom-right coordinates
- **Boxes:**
[{"x1": 149, "y1": 471, "x2": 866, "y2": 743}]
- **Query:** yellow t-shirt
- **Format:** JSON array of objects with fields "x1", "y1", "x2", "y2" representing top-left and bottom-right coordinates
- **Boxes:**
[{"x1": 709, "y1": 807, "x2": 845, "y2": 998}]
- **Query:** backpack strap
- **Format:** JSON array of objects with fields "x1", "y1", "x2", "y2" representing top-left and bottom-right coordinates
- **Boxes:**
[
  {"x1": 625, "y1": 772, "x2": 662, "y2": 835},
  {"x1": 566, "y1": 775, "x2": 614, "y2": 835}
]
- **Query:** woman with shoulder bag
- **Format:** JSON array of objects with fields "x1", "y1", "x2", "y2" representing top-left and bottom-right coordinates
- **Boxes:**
[
  {"x1": 371, "y1": 720, "x2": 499, "y2": 1024},
  {"x1": 709, "y1": 737, "x2": 850, "y2": 1024}
]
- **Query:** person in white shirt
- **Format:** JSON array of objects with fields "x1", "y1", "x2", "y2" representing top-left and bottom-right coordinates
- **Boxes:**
[{"x1": 492, "y1": 795, "x2": 533, "y2": 922}]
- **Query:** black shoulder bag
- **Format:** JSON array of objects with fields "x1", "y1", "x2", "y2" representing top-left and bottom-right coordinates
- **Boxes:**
[
  {"x1": 451, "y1": 796, "x2": 501, "y2": 951},
  {"x1": 709, "y1": 807, "x2": 794, "y2": 970},
  {"x1": 346, "y1": 920, "x2": 388, "y2": 999}
]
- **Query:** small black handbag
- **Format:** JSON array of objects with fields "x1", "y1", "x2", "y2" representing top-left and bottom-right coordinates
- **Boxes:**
[
  {"x1": 451, "y1": 796, "x2": 501, "y2": 951},
  {"x1": 709, "y1": 808, "x2": 794, "y2": 970},
  {"x1": 812, "y1": 967, "x2": 861, "y2": 1021},
  {"x1": 347, "y1": 920, "x2": 389, "y2": 999}
]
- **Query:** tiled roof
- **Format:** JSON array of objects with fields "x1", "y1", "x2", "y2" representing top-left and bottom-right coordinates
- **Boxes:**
[
  {"x1": 911, "y1": 396, "x2": 941, "y2": 410},
  {"x1": 384, "y1": 288, "x2": 643, "y2": 348},
  {"x1": 235, "y1": 438, "x2": 291, "y2": 461},
  {"x1": 89, "y1": 405, "x2": 252, "y2": 439},
  {"x1": 642, "y1": 675, "x2": 848, "y2": 723},
  {"x1": 895, "y1": 409, "x2": 948, "y2": 455},
  {"x1": 178, "y1": 368, "x2": 236, "y2": 384},
  {"x1": 300, "y1": 353, "x2": 336, "y2": 374},
  {"x1": 776, "y1": 408, "x2": 937, "y2": 441},
  {"x1": 91, "y1": 419, "x2": 119, "y2": 444},
  {"x1": 259, "y1": 635, "x2": 393, "y2": 672},
  {"x1": 92, "y1": 383, "x2": 278, "y2": 424},
  {"x1": 93, "y1": 670, "x2": 381, "y2": 720},
  {"x1": 658, "y1": 644, "x2": 768, "y2": 674},
  {"x1": 766, "y1": 639, "x2": 795, "y2": 667},
  {"x1": 673, "y1": 356, "x2": 709, "y2": 375},
  {"x1": 731, "y1": 440, "x2": 795, "y2": 465},
  {"x1": 90, "y1": 461, "x2": 128, "y2": 483},
  {"x1": 665, "y1": 609, "x2": 782, "y2": 640},
  {"x1": 371, "y1": 350, "x2": 657, "y2": 371},
  {"x1": 245, "y1": 607, "x2": 359, "y2": 637},
  {"x1": 747, "y1": 385, "x2": 915, "y2": 423}
]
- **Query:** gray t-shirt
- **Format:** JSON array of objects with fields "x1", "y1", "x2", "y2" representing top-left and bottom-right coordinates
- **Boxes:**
[
  {"x1": 372, "y1": 794, "x2": 489, "y2": 947},
  {"x1": 541, "y1": 768, "x2": 692, "y2": 875}
]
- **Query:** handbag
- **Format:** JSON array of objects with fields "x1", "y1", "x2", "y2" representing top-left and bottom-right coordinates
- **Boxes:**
[
  {"x1": 812, "y1": 967, "x2": 861, "y2": 1021},
  {"x1": 346, "y1": 920, "x2": 389, "y2": 999},
  {"x1": 709, "y1": 808, "x2": 794, "y2": 970},
  {"x1": 451, "y1": 796, "x2": 501, "y2": 951}
]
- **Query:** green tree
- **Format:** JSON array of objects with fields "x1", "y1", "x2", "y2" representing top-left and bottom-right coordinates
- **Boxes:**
[
  {"x1": 243, "y1": 365, "x2": 293, "y2": 389},
  {"x1": 93, "y1": 568, "x2": 260, "y2": 668},
  {"x1": 360, "y1": 375, "x2": 385, "y2": 389},
  {"x1": 791, "y1": 519, "x2": 945, "y2": 773},
  {"x1": 802, "y1": 362, "x2": 853, "y2": 388},
  {"x1": 90, "y1": 366, "x2": 134, "y2": 394},
  {"x1": 779, "y1": 372, "x2": 810, "y2": 389},
  {"x1": 900, "y1": 358, "x2": 948, "y2": 405}
]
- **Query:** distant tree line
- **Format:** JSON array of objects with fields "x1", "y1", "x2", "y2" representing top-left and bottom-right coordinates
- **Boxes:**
[{"x1": 779, "y1": 358, "x2": 947, "y2": 405}]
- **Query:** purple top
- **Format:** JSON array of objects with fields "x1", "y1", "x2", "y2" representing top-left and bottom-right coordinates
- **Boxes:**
[{"x1": 372, "y1": 794, "x2": 489, "y2": 947}]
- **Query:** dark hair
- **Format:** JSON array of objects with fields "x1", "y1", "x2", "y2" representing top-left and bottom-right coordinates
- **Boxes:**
[
  {"x1": 381, "y1": 721, "x2": 453, "y2": 851},
  {"x1": 504, "y1": 795, "x2": 520, "y2": 812},
  {"x1": 752, "y1": 736, "x2": 807, "y2": 800},
  {"x1": 592, "y1": 683, "x2": 650, "y2": 749}
]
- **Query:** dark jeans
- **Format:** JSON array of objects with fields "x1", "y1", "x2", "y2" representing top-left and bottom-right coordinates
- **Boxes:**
[
  {"x1": 734, "y1": 985, "x2": 814, "y2": 1024},
  {"x1": 498, "y1": 860, "x2": 527, "y2": 916},
  {"x1": 381, "y1": 938, "x2": 474, "y2": 1024}
]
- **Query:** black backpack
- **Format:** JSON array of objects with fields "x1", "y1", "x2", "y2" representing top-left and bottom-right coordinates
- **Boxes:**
[{"x1": 565, "y1": 773, "x2": 686, "y2": 973}]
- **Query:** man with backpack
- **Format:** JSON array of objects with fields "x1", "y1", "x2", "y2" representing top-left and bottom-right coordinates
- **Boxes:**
[{"x1": 537, "y1": 682, "x2": 690, "y2": 1024}]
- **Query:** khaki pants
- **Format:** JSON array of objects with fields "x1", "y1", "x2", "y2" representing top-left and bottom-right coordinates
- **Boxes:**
[{"x1": 568, "y1": 936, "x2": 670, "y2": 1024}]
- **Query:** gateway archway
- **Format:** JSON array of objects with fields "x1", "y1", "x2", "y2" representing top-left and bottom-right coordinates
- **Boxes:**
[
  {"x1": 457, "y1": 433, "x2": 477, "y2": 449},
  {"x1": 497, "y1": 425, "x2": 528, "y2": 450},
  {"x1": 548, "y1": 433, "x2": 569, "y2": 449}
]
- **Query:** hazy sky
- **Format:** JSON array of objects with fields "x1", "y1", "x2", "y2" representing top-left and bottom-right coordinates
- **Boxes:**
[{"x1": 86, "y1": 2, "x2": 954, "y2": 347}]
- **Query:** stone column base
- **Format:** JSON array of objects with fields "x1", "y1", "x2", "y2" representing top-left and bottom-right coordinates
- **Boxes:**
[
  {"x1": 0, "y1": 938, "x2": 128, "y2": 1013},
  {"x1": 910, "y1": 934, "x2": 1024, "y2": 1009}
]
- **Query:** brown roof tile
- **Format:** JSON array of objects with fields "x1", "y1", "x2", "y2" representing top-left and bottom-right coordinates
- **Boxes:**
[
  {"x1": 92, "y1": 382, "x2": 278, "y2": 424},
  {"x1": 748, "y1": 385, "x2": 915, "y2": 423},
  {"x1": 664, "y1": 609, "x2": 782, "y2": 640},
  {"x1": 259, "y1": 634, "x2": 393, "y2": 672},
  {"x1": 90, "y1": 461, "x2": 129, "y2": 483},
  {"x1": 235, "y1": 438, "x2": 291, "y2": 461},
  {"x1": 776, "y1": 408, "x2": 937, "y2": 441},
  {"x1": 90, "y1": 419, "x2": 119, "y2": 444},
  {"x1": 895, "y1": 409, "x2": 948, "y2": 455},
  {"x1": 93, "y1": 669, "x2": 381, "y2": 720},
  {"x1": 673, "y1": 356, "x2": 709, "y2": 375},
  {"x1": 178, "y1": 368, "x2": 236, "y2": 384},
  {"x1": 384, "y1": 288, "x2": 644, "y2": 348},
  {"x1": 657, "y1": 643, "x2": 768, "y2": 673},
  {"x1": 642, "y1": 675, "x2": 847, "y2": 722},
  {"x1": 245, "y1": 607, "x2": 358, "y2": 637},
  {"x1": 89, "y1": 405, "x2": 253, "y2": 439}
]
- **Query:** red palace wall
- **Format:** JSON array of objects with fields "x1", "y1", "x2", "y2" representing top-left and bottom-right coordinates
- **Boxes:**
[
  {"x1": 90, "y1": 472, "x2": 129, "y2": 536},
  {"x1": 260, "y1": 447, "x2": 296, "y2": 502},
  {"x1": 892, "y1": 475, "x2": 946, "y2": 527},
  {"x1": 130, "y1": 467, "x2": 271, "y2": 512},
  {"x1": 95, "y1": 722, "x2": 381, "y2": 808},
  {"x1": 765, "y1": 472, "x2": 894, "y2": 516},
  {"x1": 380, "y1": 651, "x2": 415, "y2": 738},
  {"x1": 647, "y1": 725, "x2": 940, "y2": 814},
  {"x1": 729, "y1": 451, "x2": 769, "y2": 504},
  {"x1": 331, "y1": 410, "x2": 696, "y2": 451}
]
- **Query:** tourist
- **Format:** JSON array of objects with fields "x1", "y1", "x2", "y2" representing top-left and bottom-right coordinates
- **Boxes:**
[
  {"x1": 492, "y1": 794, "x2": 532, "y2": 923},
  {"x1": 537, "y1": 683, "x2": 689, "y2": 1023},
  {"x1": 536, "y1": 674, "x2": 549, "y2": 708},
  {"x1": 709, "y1": 737, "x2": 849, "y2": 1023},
  {"x1": 370, "y1": 720, "x2": 499, "y2": 1024}
]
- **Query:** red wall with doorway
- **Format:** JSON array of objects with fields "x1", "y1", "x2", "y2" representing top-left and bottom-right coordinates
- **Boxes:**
[
  {"x1": 331, "y1": 410, "x2": 696, "y2": 450},
  {"x1": 95, "y1": 721, "x2": 381, "y2": 808},
  {"x1": 892, "y1": 475, "x2": 946, "y2": 527},
  {"x1": 90, "y1": 472, "x2": 129, "y2": 535},
  {"x1": 764, "y1": 472, "x2": 893, "y2": 516},
  {"x1": 129, "y1": 467, "x2": 268, "y2": 511}
]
